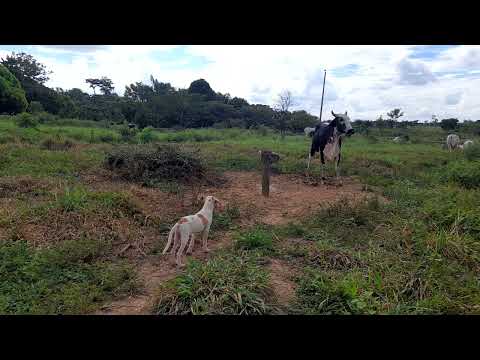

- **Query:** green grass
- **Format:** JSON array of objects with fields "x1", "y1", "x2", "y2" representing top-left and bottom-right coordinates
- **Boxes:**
[
  {"x1": 2, "y1": 115, "x2": 480, "y2": 314},
  {"x1": 0, "y1": 143, "x2": 104, "y2": 179},
  {"x1": 0, "y1": 239, "x2": 137, "y2": 314},
  {"x1": 152, "y1": 250, "x2": 273, "y2": 315},
  {"x1": 234, "y1": 226, "x2": 274, "y2": 253}
]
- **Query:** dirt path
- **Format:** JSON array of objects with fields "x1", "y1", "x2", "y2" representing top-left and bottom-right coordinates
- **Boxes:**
[{"x1": 93, "y1": 171, "x2": 370, "y2": 315}]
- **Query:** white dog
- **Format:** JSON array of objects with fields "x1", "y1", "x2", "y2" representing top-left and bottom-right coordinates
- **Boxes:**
[{"x1": 163, "y1": 195, "x2": 223, "y2": 267}]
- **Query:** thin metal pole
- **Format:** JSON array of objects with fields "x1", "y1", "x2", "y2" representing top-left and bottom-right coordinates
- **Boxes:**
[{"x1": 319, "y1": 69, "x2": 326, "y2": 122}]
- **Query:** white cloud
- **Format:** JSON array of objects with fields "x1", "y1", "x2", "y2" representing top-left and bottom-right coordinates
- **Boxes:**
[{"x1": 3, "y1": 45, "x2": 480, "y2": 120}]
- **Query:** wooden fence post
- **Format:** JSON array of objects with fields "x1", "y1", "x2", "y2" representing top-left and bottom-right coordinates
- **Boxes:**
[{"x1": 259, "y1": 150, "x2": 280, "y2": 197}]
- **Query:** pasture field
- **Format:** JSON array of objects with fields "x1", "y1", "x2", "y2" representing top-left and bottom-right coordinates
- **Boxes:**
[{"x1": 1, "y1": 115, "x2": 480, "y2": 315}]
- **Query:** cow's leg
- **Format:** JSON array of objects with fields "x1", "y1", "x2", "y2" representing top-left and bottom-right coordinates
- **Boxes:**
[
  {"x1": 306, "y1": 153, "x2": 312, "y2": 170},
  {"x1": 335, "y1": 153, "x2": 343, "y2": 186},
  {"x1": 320, "y1": 151, "x2": 326, "y2": 184}
]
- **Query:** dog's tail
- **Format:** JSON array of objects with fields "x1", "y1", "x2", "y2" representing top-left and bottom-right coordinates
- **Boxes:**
[{"x1": 163, "y1": 223, "x2": 177, "y2": 254}]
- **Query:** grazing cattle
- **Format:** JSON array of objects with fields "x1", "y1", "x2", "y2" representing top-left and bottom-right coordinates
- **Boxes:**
[
  {"x1": 446, "y1": 134, "x2": 461, "y2": 151},
  {"x1": 393, "y1": 136, "x2": 402, "y2": 143},
  {"x1": 307, "y1": 111, "x2": 355, "y2": 183},
  {"x1": 304, "y1": 127, "x2": 316, "y2": 137}
]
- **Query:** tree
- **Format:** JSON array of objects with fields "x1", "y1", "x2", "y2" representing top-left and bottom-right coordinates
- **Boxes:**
[
  {"x1": 1, "y1": 52, "x2": 52, "y2": 84},
  {"x1": 188, "y1": 79, "x2": 216, "y2": 100},
  {"x1": 440, "y1": 118, "x2": 459, "y2": 131},
  {"x1": 287, "y1": 110, "x2": 317, "y2": 132},
  {"x1": 0, "y1": 64, "x2": 28, "y2": 114},
  {"x1": 86, "y1": 77, "x2": 114, "y2": 95},
  {"x1": 124, "y1": 82, "x2": 154, "y2": 102},
  {"x1": 274, "y1": 90, "x2": 295, "y2": 138},
  {"x1": 386, "y1": 108, "x2": 404, "y2": 125}
]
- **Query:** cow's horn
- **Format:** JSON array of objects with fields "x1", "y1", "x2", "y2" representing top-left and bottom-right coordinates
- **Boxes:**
[{"x1": 331, "y1": 110, "x2": 336, "y2": 117}]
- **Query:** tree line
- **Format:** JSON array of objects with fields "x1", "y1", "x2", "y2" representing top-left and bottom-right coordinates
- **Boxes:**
[{"x1": 0, "y1": 52, "x2": 318, "y2": 132}]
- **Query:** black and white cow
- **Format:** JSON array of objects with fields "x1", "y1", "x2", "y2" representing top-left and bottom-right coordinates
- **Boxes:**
[{"x1": 307, "y1": 111, "x2": 355, "y2": 183}]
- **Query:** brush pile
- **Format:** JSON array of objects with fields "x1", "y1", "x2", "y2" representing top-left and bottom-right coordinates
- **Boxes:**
[{"x1": 104, "y1": 144, "x2": 210, "y2": 184}]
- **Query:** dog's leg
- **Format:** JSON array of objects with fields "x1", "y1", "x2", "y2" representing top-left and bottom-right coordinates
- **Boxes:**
[
  {"x1": 176, "y1": 232, "x2": 188, "y2": 268},
  {"x1": 186, "y1": 233, "x2": 195, "y2": 254},
  {"x1": 170, "y1": 226, "x2": 181, "y2": 255},
  {"x1": 162, "y1": 225, "x2": 176, "y2": 255},
  {"x1": 202, "y1": 225, "x2": 211, "y2": 252}
]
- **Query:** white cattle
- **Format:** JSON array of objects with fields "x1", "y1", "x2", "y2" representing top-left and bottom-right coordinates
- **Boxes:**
[
  {"x1": 304, "y1": 127, "x2": 316, "y2": 137},
  {"x1": 446, "y1": 134, "x2": 461, "y2": 151},
  {"x1": 463, "y1": 140, "x2": 474, "y2": 149}
]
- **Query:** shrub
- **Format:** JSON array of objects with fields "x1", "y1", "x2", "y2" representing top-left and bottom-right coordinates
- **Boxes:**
[
  {"x1": 137, "y1": 126, "x2": 156, "y2": 144},
  {"x1": 116, "y1": 123, "x2": 138, "y2": 142},
  {"x1": 15, "y1": 112, "x2": 38, "y2": 128},
  {"x1": 104, "y1": 144, "x2": 209, "y2": 184}
]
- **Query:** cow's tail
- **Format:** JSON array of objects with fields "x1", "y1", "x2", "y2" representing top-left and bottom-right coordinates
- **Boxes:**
[{"x1": 163, "y1": 223, "x2": 177, "y2": 254}]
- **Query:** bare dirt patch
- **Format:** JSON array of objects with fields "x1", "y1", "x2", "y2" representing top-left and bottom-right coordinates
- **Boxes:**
[
  {"x1": 82, "y1": 170, "x2": 370, "y2": 315},
  {"x1": 203, "y1": 171, "x2": 368, "y2": 226},
  {"x1": 267, "y1": 258, "x2": 298, "y2": 310}
]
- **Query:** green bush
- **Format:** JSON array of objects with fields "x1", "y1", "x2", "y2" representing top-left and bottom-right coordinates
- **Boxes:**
[
  {"x1": 117, "y1": 123, "x2": 138, "y2": 142},
  {"x1": 0, "y1": 64, "x2": 28, "y2": 114},
  {"x1": 15, "y1": 112, "x2": 39, "y2": 128},
  {"x1": 440, "y1": 160, "x2": 480, "y2": 189},
  {"x1": 137, "y1": 126, "x2": 156, "y2": 144}
]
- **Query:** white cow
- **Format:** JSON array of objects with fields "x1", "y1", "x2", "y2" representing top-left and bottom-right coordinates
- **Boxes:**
[
  {"x1": 446, "y1": 134, "x2": 461, "y2": 151},
  {"x1": 463, "y1": 140, "x2": 474, "y2": 149},
  {"x1": 304, "y1": 127, "x2": 316, "y2": 137}
]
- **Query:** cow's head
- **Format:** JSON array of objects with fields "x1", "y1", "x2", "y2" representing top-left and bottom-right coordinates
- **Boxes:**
[{"x1": 332, "y1": 111, "x2": 354, "y2": 136}]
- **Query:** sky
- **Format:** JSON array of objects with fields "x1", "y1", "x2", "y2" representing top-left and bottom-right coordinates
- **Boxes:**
[{"x1": 1, "y1": 45, "x2": 479, "y2": 121}]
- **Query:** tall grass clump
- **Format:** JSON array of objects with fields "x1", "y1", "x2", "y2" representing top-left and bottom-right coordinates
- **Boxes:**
[{"x1": 152, "y1": 251, "x2": 272, "y2": 315}]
